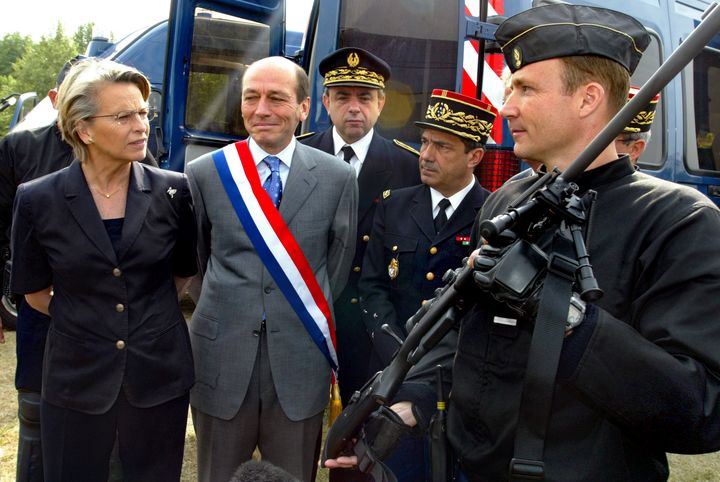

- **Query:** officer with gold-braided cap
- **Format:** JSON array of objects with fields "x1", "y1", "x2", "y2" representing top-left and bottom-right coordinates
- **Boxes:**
[
  {"x1": 300, "y1": 47, "x2": 421, "y2": 411},
  {"x1": 615, "y1": 86, "x2": 660, "y2": 164},
  {"x1": 356, "y1": 88, "x2": 494, "y2": 481}
]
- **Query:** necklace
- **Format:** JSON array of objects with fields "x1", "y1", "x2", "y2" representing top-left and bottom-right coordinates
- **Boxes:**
[{"x1": 91, "y1": 184, "x2": 126, "y2": 199}]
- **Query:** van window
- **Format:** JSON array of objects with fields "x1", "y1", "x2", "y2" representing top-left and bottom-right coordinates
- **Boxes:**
[
  {"x1": 184, "y1": 9, "x2": 271, "y2": 136},
  {"x1": 632, "y1": 33, "x2": 665, "y2": 168},
  {"x1": 686, "y1": 46, "x2": 720, "y2": 173},
  {"x1": 337, "y1": 0, "x2": 460, "y2": 142}
]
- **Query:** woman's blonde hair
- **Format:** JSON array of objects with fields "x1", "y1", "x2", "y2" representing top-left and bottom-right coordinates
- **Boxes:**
[{"x1": 56, "y1": 58, "x2": 150, "y2": 162}]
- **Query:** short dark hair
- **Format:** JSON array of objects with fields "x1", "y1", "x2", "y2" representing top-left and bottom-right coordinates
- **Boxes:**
[
  {"x1": 462, "y1": 138, "x2": 484, "y2": 153},
  {"x1": 229, "y1": 460, "x2": 300, "y2": 482},
  {"x1": 292, "y1": 61, "x2": 310, "y2": 103}
]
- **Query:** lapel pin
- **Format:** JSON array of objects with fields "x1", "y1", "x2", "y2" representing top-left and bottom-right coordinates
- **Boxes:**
[{"x1": 167, "y1": 187, "x2": 177, "y2": 198}]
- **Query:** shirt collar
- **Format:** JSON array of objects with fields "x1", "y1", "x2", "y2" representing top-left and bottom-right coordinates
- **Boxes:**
[
  {"x1": 430, "y1": 176, "x2": 476, "y2": 212},
  {"x1": 249, "y1": 137, "x2": 296, "y2": 168},
  {"x1": 332, "y1": 127, "x2": 374, "y2": 163}
]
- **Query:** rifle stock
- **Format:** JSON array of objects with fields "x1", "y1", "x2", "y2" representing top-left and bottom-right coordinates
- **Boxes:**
[{"x1": 323, "y1": 266, "x2": 474, "y2": 462}]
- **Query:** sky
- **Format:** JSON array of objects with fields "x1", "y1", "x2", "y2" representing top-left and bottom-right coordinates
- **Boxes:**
[{"x1": 1, "y1": 0, "x2": 311, "y2": 42}]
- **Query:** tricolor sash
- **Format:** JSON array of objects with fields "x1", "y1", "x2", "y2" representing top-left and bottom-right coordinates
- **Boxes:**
[{"x1": 212, "y1": 140, "x2": 338, "y2": 373}]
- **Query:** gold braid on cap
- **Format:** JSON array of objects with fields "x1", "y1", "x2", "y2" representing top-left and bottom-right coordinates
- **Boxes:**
[
  {"x1": 631, "y1": 110, "x2": 656, "y2": 127},
  {"x1": 425, "y1": 102, "x2": 493, "y2": 142},
  {"x1": 323, "y1": 67, "x2": 385, "y2": 88}
]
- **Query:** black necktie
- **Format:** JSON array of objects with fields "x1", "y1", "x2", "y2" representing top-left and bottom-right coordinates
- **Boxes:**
[
  {"x1": 434, "y1": 198, "x2": 451, "y2": 233},
  {"x1": 341, "y1": 145, "x2": 355, "y2": 163}
]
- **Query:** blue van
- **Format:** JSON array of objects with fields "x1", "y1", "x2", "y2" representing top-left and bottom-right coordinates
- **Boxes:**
[{"x1": 14, "y1": 0, "x2": 717, "y2": 203}]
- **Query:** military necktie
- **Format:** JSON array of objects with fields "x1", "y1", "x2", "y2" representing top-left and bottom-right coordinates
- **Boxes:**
[
  {"x1": 434, "y1": 198, "x2": 451, "y2": 233},
  {"x1": 341, "y1": 145, "x2": 355, "y2": 163},
  {"x1": 262, "y1": 155, "x2": 283, "y2": 208}
]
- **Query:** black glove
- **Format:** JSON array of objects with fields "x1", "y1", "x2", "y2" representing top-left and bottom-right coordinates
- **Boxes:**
[
  {"x1": 472, "y1": 239, "x2": 547, "y2": 319},
  {"x1": 362, "y1": 405, "x2": 414, "y2": 461}
]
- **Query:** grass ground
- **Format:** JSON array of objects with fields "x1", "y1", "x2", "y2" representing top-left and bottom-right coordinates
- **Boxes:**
[{"x1": 1, "y1": 325, "x2": 718, "y2": 481}]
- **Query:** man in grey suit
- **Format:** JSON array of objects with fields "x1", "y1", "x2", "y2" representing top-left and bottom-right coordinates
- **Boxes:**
[{"x1": 186, "y1": 56, "x2": 358, "y2": 482}]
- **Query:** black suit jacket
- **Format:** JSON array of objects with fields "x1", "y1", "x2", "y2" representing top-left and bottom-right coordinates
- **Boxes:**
[
  {"x1": 10, "y1": 161, "x2": 197, "y2": 413},
  {"x1": 300, "y1": 129, "x2": 421, "y2": 399},
  {"x1": 359, "y1": 182, "x2": 489, "y2": 352},
  {"x1": 0, "y1": 123, "x2": 158, "y2": 391}
]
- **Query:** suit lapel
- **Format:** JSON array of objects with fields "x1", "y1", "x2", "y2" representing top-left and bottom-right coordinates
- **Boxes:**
[
  {"x1": 116, "y1": 162, "x2": 152, "y2": 261},
  {"x1": 433, "y1": 183, "x2": 489, "y2": 244},
  {"x1": 410, "y1": 186, "x2": 436, "y2": 241},
  {"x1": 357, "y1": 133, "x2": 392, "y2": 222},
  {"x1": 280, "y1": 144, "x2": 318, "y2": 225},
  {"x1": 64, "y1": 161, "x2": 118, "y2": 264}
]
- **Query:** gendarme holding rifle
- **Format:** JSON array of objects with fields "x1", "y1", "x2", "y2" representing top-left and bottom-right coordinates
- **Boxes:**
[{"x1": 326, "y1": 4, "x2": 720, "y2": 481}]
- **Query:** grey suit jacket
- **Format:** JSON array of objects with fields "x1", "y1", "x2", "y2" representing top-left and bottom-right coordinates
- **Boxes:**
[{"x1": 186, "y1": 141, "x2": 358, "y2": 421}]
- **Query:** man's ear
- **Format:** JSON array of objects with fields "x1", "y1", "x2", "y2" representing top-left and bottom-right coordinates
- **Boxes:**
[
  {"x1": 47, "y1": 88, "x2": 59, "y2": 109},
  {"x1": 468, "y1": 147, "x2": 485, "y2": 169},
  {"x1": 630, "y1": 139, "x2": 647, "y2": 163},
  {"x1": 578, "y1": 82, "x2": 604, "y2": 118},
  {"x1": 322, "y1": 93, "x2": 331, "y2": 113}
]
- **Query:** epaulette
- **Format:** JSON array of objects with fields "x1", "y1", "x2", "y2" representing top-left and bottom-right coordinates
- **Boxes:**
[
  {"x1": 382, "y1": 189, "x2": 391, "y2": 199},
  {"x1": 296, "y1": 131, "x2": 316, "y2": 140},
  {"x1": 393, "y1": 139, "x2": 420, "y2": 156}
]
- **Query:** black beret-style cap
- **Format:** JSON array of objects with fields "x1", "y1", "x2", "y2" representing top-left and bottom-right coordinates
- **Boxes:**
[
  {"x1": 319, "y1": 47, "x2": 391, "y2": 89},
  {"x1": 415, "y1": 89, "x2": 497, "y2": 145},
  {"x1": 495, "y1": 4, "x2": 650, "y2": 74}
]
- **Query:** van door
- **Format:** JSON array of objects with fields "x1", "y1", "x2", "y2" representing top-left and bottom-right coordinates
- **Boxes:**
[{"x1": 161, "y1": 0, "x2": 290, "y2": 171}]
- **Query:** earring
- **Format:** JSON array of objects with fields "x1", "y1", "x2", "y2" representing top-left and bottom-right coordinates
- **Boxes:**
[{"x1": 87, "y1": 138, "x2": 94, "y2": 144}]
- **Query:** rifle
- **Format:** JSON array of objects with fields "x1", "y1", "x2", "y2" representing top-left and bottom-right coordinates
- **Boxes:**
[{"x1": 323, "y1": 1, "x2": 720, "y2": 471}]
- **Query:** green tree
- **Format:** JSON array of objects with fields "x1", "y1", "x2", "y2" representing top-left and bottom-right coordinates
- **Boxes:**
[
  {"x1": 0, "y1": 22, "x2": 93, "y2": 136},
  {"x1": 73, "y1": 22, "x2": 95, "y2": 53},
  {"x1": 11, "y1": 23, "x2": 77, "y2": 98},
  {"x1": 0, "y1": 33, "x2": 31, "y2": 77}
]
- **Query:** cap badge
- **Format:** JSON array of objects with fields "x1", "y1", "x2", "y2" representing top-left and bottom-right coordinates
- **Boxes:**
[
  {"x1": 347, "y1": 52, "x2": 360, "y2": 68},
  {"x1": 428, "y1": 102, "x2": 451, "y2": 121},
  {"x1": 512, "y1": 47, "x2": 522, "y2": 69}
]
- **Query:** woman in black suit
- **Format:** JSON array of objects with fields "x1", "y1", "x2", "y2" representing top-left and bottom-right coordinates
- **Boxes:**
[{"x1": 10, "y1": 58, "x2": 197, "y2": 482}]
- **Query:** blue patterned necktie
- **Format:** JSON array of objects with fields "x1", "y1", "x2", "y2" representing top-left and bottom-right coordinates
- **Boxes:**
[{"x1": 262, "y1": 155, "x2": 283, "y2": 208}]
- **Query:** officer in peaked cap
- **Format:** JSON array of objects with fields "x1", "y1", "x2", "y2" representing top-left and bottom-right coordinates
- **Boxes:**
[
  {"x1": 300, "y1": 47, "x2": 421, "y2": 411},
  {"x1": 328, "y1": 4, "x2": 720, "y2": 482},
  {"x1": 353, "y1": 88, "x2": 493, "y2": 482},
  {"x1": 615, "y1": 86, "x2": 660, "y2": 164}
]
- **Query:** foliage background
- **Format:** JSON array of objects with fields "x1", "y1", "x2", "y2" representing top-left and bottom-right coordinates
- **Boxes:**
[{"x1": 0, "y1": 22, "x2": 95, "y2": 136}]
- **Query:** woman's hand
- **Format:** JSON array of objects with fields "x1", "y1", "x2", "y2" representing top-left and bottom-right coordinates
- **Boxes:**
[{"x1": 26, "y1": 287, "x2": 53, "y2": 316}]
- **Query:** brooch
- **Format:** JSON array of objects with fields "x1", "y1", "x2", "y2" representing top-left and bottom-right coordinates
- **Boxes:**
[
  {"x1": 167, "y1": 187, "x2": 177, "y2": 198},
  {"x1": 388, "y1": 257, "x2": 399, "y2": 280}
]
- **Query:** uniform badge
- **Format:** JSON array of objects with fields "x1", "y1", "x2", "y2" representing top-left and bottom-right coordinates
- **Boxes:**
[
  {"x1": 512, "y1": 47, "x2": 522, "y2": 69},
  {"x1": 348, "y1": 52, "x2": 360, "y2": 68},
  {"x1": 388, "y1": 257, "x2": 399, "y2": 280}
]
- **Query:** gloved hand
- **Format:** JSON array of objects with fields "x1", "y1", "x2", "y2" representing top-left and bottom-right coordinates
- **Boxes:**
[
  {"x1": 362, "y1": 405, "x2": 415, "y2": 461},
  {"x1": 471, "y1": 238, "x2": 548, "y2": 319}
]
